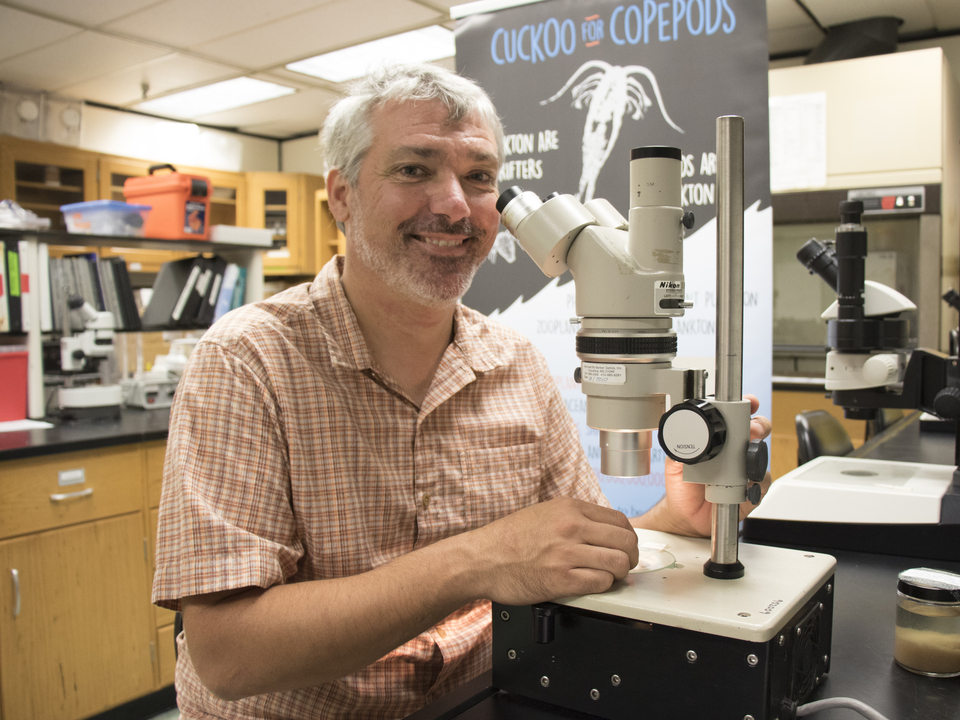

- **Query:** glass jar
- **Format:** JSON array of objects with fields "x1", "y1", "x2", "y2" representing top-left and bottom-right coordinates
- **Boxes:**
[{"x1": 894, "y1": 567, "x2": 960, "y2": 677}]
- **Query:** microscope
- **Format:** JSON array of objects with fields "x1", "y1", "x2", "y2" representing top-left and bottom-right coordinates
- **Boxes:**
[
  {"x1": 484, "y1": 118, "x2": 836, "y2": 720},
  {"x1": 745, "y1": 201, "x2": 960, "y2": 561},
  {"x1": 57, "y1": 296, "x2": 122, "y2": 419}
]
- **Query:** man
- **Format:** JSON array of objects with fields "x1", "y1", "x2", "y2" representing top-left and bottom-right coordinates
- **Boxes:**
[{"x1": 153, "y1": 63, "x2": 771, "y2": 720}]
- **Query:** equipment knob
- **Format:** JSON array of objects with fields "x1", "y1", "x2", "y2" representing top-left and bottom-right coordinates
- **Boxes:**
[
  {"x1": 746, "y1": 482, "x2": 763, "y2": 505},
  {"x1": 657, "y1": 399, "x2": 726, "y2": 464},
  {"x1": 682, "y1": 211, "x2": 695, "y2": 229},
  {"x1": 933, "y1": 387, "x2": 960, "y2": 420},
  {"x1": 745, "y1": 439, "x2": 768, "y2": 483},
  {"x1": 573, "y1": 367, "x2": 582, "y2": 384},
  {"x1": 862, "y1": 354, "x2": 899, "y2": 386}
]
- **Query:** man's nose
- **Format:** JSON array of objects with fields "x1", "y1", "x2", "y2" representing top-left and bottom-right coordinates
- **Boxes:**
[{"x1": 428, "y1": 172, "x2": 471, "y2": 224}]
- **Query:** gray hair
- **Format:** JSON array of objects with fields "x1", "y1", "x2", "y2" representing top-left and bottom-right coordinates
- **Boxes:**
[{"x1": 321, "y1": 63, "x2": 504, "y2": 188}]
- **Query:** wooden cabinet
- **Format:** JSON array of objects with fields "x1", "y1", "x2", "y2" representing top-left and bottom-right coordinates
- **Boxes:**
[
  {"x1": 0, "y1": 136, "x2": 98, "y2": 232},
  {"x1": 315, "y1": 189, "x2": 345, "y2": 270},
  {"x1": 246, "y1": 171, "x2": 325, "y2": 276},
  {"x1": 0, "y1": 446, "x2": 157, "y2": 720}
]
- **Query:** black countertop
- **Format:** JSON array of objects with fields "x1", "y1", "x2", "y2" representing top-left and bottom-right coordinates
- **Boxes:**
[{"x1": 0, "y1": 407, "x2": 171, "y2": 461}]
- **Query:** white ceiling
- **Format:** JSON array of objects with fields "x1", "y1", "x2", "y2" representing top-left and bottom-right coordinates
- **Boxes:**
[{"x1": 0, "y1": 0, "x2": 958, "y2": 140}]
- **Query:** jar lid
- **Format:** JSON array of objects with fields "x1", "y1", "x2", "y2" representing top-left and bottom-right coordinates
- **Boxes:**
[{"x1": 898, "y1": 567, "x2": 960, "y2": 603}]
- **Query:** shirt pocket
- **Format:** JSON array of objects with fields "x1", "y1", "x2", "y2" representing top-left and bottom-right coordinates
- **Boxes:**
[{"x1": 461, "y1": 443, "x2": 541, "y2": 528}]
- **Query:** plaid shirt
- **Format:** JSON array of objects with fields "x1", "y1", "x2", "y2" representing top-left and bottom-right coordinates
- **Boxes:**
[{"x1": 153, "y1": 257, "x2": 605, "y2": 720}]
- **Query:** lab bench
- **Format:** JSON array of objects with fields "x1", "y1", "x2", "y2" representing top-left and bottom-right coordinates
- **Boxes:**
[{"x1": 0, "y1": 408, "x2": 173, "y2": 720}]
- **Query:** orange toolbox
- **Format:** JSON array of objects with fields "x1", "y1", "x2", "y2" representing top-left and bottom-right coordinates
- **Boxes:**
[{"x1": 123, "y1": 164, "x2": 212, "y2": 240}]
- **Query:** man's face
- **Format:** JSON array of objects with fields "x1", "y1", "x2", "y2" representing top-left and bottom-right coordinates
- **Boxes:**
[{"x1": 342, "y1": 99, "x2": 501, "y2": 307}]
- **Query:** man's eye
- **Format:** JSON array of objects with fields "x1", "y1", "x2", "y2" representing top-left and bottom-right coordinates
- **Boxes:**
[{"x1": 399, "y1": 166, "x2": 425, "y2": 178}]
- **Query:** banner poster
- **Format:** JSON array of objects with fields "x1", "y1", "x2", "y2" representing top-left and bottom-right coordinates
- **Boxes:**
[{"x1": 455, "y1": 0, "x2": 773, "y2": 516}]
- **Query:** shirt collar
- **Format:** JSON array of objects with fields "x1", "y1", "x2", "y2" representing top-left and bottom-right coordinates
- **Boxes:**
[{"x1": 311, "y1": 257, "x2": 504, "y2": 375}]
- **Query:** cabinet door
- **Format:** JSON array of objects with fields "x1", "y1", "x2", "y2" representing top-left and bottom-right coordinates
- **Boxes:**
[
  {"x1": 248, "y1": 172, "x2": 324, "y2": 276},
  {"x1": 0, "y1": 513, "x2": 155, "y2": 720}
]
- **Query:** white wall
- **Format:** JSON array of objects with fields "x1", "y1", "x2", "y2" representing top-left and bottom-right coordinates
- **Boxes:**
[
  {"x1": 280, "y1": 133, "x2": 325, "y2": 176},
  {"x1": 80, "y1": 104, "x2": 279, "y2": 172}
]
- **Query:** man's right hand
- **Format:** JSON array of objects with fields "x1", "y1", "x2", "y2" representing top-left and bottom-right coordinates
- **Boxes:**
[{"x1": 463, "y1": 497, "x2": 640, "y2": 605}]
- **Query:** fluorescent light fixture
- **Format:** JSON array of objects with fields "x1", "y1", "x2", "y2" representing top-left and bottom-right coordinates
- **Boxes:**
[
  {"x1": 134, "y1": 77, "x2": 296, "y2": 118},
  {"x1": 286, "y1": 26, "x2": 455, "y2": 83}
]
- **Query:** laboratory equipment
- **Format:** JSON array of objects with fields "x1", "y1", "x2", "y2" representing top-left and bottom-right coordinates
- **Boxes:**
[
  {"x1": 57, "y1": 296, "x2": 122, "y2": 419},
  {"x1": 490, "y1": 117, "x2": 835, "y2": 719}
]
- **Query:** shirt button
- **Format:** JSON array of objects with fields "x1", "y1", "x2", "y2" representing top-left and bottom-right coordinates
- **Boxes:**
[{"x1": 422, "y1": 493, "x2": 431, "y2": 509}]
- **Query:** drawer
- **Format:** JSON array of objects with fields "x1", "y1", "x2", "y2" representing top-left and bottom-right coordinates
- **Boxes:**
[
  {"x1": 146, "y1": 440, "x2": 167, "y2": 508},
  {"x1": 0, "y1": 445, "x2": 143, "y2": 539},
  {"x1": 157, "y1": 623, "x2": 177, "y2": 687}
]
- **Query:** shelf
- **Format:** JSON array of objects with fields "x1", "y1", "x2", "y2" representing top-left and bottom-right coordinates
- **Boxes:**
[
  {"x1": 16, "y1": 181, "x2": 84, "y2": 193},
  {"x1": 0, "y1": 228, "x2": 271, "y2": 253},
  {"x1": 18, "y1": 201, "x2": 65, "y2": 212}
]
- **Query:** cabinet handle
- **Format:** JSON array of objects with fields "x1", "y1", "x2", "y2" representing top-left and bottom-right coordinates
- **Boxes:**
[
  {"x1": 49, "y1": 488, "x2": 94, "y2": 502},
  {"x1": 11, "y1": 569, "x2": 20, "y2": 617}
]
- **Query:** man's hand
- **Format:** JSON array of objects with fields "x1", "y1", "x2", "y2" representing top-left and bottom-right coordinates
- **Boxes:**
[
  {"x1": 634, "y1": 394, "x2": 773, "y2": 537},
  {"x1": 466, "y1": 497, "x2": 640, "y2": 605}
]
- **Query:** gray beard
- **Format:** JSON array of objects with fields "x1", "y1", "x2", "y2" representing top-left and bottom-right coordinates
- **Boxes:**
[{"x1": 349, "y1": 195, "x2": 487, "y2": 309}]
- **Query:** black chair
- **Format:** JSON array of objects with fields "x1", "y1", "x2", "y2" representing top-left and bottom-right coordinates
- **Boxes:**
[{"x1": 795, "y1": 410, "x2": 854, "y2": 465}]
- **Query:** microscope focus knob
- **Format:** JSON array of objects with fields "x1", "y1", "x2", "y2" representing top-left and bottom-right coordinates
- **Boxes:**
[
  {"x1": 658, "y1": 399, "x2": 726, "y2": 464},
  {"x1": 933, "y1": 387, "x2": 960, "y2": 420},
  {"x1": 745, "y1": 439, "x2": 768, "y2": 483}
]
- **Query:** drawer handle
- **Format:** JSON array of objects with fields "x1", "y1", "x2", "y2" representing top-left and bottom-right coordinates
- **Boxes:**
[
  {"x1": 50, "y1": 488, "x2": 94, "y2": 503},
  {"x1": 11, "y1": 569, "x2": 20, "y2": 617}
]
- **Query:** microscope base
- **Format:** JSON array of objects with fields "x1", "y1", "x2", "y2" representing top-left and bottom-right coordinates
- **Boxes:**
[
  {"x1": 58, "y1": 385, "x2": 122, "y2": 420},
  {"x1": 492, "y1": 533, "x2": 836, "y2": 720}
]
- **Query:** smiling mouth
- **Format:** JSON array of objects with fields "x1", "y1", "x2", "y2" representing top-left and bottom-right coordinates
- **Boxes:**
[{"x1": 415, "y1": 235, "x2": 467, "y2": 248}]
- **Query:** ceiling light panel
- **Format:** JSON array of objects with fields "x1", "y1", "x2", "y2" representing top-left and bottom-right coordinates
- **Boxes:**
[
  {"x1": 134, "y1": 77, "x2": 296, "y2": 118},
  {"x1": 287, "y1": 25, "x2": 455, "y2": 82}
]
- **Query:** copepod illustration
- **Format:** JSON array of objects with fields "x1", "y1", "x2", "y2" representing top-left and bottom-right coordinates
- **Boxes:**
[{"x1": 542, "y1": 60, "x2": 684, "y2": 202}]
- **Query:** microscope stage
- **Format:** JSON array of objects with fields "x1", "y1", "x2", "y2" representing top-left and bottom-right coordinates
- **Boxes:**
[{"x1": 558, "y1": 528, "x2": 836, "y2": 643}]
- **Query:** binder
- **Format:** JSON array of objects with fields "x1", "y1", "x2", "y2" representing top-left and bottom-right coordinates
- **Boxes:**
[
  {"x1": 174, "y1": 257, "x2": 209, "y2": 327},
  {"x1": 213, "y1": 263, "x2": 240, "y2": 322},
  {"x1": 141, "y1": 257, "x2": 201, "y2": 329},
  {"x1": 109, "y1": 258, "x2": 141, "y2": 331},
  {"x1": 3, "y1": 240, "x2": 22, "y2": 333},
  {"x1": 0, "y1": 243, "x2": 8, "y2": 332},
  {"x1": 196, "y1": 256, "x2": 227, "y2": 326}
]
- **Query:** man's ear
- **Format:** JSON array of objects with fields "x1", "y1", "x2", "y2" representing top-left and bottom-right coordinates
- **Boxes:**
[{"x1": 326, "y1": 169, "x2": 351, "y2": 225}]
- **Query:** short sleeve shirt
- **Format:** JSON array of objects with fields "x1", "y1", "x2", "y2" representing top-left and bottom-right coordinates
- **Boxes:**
[{"x1": 152, "y1": 257, "x2": 606, "y2": 720}]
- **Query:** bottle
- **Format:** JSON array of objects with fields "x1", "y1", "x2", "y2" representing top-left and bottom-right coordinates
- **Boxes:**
[{"x1": 894, "y1": 567, "x2": 960, "y2": 677}]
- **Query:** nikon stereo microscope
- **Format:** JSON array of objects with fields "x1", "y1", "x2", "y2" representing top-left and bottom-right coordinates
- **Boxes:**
[{"x1": 462, "y1": 118, "x2": 837, "y2": 720}]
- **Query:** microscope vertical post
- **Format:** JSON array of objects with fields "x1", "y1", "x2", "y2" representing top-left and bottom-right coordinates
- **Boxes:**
[{"x1": 711, "y1": 116, "x2": 746, "y2": 570}]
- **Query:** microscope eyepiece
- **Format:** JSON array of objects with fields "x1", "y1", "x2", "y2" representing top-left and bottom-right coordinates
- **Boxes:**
[
  {"x1": 630, "y1": 146, "x2": 681, "y2": 160},
  {"x1": 796, "y1": 238, "x2": 839, "y2": 292},
  {"x1": 496, "y1": 186, "x2": 524, "y2": 214},
  {"x1": 839, "y1": 200, "x2": 864, "y2": 225}
]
